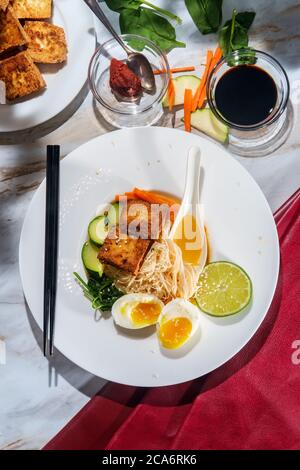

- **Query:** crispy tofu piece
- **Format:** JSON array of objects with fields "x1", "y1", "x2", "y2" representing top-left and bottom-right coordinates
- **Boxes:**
[
  {"x1": 24, "y1": 21, "x2": 67, "y2": 63},
  {"x1": 0, "y1": 6, "x2": 28, "y2": 54},
  {"x1": 0, "y1": 51, "x2": 46, "y2": 100},
  {"x1": 0, "y1": 0, "x2": 9, "y2": 11},
  {"x1": 98, "y1": 226, "x2": 152, "y2": 275},
  {"x1": 120, "y1": 199, "x2": 161, "y2": 240},
  {"x1": 11, "y1": 0, "x2": 52, "y2": 19}
]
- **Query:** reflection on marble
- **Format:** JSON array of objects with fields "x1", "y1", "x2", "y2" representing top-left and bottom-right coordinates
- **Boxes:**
[{"x1": 1, "y1": 0, "x2": 300, "y2": 450}]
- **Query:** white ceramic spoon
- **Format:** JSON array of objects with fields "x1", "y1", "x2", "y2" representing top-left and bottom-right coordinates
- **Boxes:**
[{"x1": 169, "y1": 146, "x2": 207, "y2": 273}]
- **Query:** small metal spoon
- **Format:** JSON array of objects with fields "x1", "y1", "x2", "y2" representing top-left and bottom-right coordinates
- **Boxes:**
[{"x1": 84, "y1": 0, "x2": 156, "y2": 94}]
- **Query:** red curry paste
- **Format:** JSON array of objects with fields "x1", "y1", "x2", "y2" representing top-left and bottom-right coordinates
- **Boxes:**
[{"x1": 110, "y1": 58, "x2": 142, "y2": 98}]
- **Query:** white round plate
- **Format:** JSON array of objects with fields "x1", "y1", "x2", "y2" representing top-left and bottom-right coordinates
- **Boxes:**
[
  {"x1": 19, "y1": 128, "x2": 279, "y2": 387},
  {"x1": 0, "y1": 0, "x2": 95, "y2": 133}
]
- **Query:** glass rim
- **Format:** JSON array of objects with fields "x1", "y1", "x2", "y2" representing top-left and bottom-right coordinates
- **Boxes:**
[
  {"x1": 88, "y1": 34, "x2": 170, "y2": 116},
  {"x1": 206, "y1": 48, "x2": 290, "y2": 131}
]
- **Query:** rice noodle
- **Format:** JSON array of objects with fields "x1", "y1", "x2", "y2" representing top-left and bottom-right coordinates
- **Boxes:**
[{"x1": 105, "y1": 239, "x2": 201, "y2": 303}]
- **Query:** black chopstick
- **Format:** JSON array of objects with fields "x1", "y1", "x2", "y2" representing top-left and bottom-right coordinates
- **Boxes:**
[{"x1": 43, "y1": 145, "x2": 60, "y2": 357}]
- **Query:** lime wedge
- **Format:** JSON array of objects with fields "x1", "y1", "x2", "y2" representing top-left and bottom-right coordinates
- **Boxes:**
[{"x1": 195, "y1": 262, "x2": 252, "y2": 317}]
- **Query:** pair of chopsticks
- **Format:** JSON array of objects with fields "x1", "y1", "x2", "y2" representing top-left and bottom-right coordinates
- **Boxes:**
[{"x1": 43, "y1": 145, "x2": 60, "y2": 357}]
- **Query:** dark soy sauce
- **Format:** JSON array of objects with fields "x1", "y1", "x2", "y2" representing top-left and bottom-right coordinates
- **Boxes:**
[{"x1": 215, "y1": 65, "x2": 278, "y2": 126}]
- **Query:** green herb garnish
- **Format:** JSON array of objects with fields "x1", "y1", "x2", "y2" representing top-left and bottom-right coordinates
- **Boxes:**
[{"x1": 74, "y1": 272, "x2": 123, "y2": 312}]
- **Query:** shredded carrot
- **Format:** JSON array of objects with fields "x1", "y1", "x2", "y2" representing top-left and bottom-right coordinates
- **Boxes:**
[
  {"x1": 191, "y1": 50, "x2": 213, "y2": 112},
  {"x1": 154, "y1": 66, "x2": 196, "y2": 75},
  {"x1": 184, "y1": 88, "x2": 193, "y2": 132},
  {"x1": 198, "y1": 46, "x2": 223, "y2": 109}
]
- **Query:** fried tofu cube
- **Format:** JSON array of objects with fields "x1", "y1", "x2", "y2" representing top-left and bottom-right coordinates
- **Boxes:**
[
  {"x1": 0, "y1": 0, "x2": 9, "y2": 11},
  {"x1": 11, "y1": 0, "x2": 52, "y2": 19},
  {"x1": 0, "y1": 51, "x2": 46, "y2": 100},
  {"x1": 98, "y1": 226, "x2": 152, "y2": 275},
  {"x1": 120, "y1": 199, "x2": 161, "y2": 240},
  {"x1": 0, "y1": 6, "x2": 28, "y2": 54},
  {"x1": 24, "y1": 21, "x2": 67, "y2": 63}
]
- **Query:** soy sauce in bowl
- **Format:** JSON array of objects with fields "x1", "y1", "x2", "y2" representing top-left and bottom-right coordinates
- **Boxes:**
[{"x1": 215, "y1": 65, "x2": 278, "y2": 126}]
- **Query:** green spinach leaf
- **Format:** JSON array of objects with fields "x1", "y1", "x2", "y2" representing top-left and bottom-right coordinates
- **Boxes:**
[
  {"x1": 185, "y1": 0, "x2": 223, "y2": 35},
  {"x1": 105, "y1": 0, "x2": 141, "y2": 11},
  {"x1": 219, "y1": 9, "x2": 256, "y2": 56},
  {"x1": 234, "y1": 11, "x2": 256, "y2": 30},
  {"x1": 119, "y1": 8, "x2": 186, "y2": 51},
  {"x1": 105, "y1": 0, "x2": 182, "y2": 24}
]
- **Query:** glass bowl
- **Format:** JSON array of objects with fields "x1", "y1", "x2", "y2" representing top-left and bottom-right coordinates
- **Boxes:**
[
  {"x1": 207, "y1": 49, "x2": 291, "y2": 157},
  {"x1": 88, "y1": 35, "x2": 170, "y2": 128}
]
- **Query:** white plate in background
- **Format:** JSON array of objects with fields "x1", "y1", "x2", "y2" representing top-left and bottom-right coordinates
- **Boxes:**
[{"x1": 0, "y1": 0, "x2": 95, "y2": 133}]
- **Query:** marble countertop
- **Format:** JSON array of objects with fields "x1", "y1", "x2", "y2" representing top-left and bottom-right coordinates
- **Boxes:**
[{"x1": 1, "y1": 0, "x2": 300, "y2": 450}]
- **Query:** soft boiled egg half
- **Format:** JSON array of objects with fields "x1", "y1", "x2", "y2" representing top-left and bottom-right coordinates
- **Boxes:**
[
  {"x1": 112, "y1": 293, "x2": 164, "y2": 329},
  {"x1": 157, "y1": 299, "x2": 200, "y2": 350}
]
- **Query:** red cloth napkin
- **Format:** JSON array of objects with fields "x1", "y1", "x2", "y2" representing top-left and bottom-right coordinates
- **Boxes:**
[{"x1": 44, "y1": 189, "x2": 300, "y2": 450}]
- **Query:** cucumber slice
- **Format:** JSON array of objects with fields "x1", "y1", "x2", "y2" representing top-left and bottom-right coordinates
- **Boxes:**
[
  {"x1": 188, "y1": 109, "x2": 229, "y2": 143},
  {"x1": 88, "y1": 216, "x2": 109, "y2": 246},
  {"x1": 163, "y1": 75, "x2": 201, "y2": 107},
  {"x1": 82, "y1": 241, "x2": 103, "y2": 276},
  {"x1": 107, "y1": 202, "x2": 120, "y2": 226}
]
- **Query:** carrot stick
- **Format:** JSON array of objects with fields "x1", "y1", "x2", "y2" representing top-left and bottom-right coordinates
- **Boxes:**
[
  {"x1": 184, "y1": 88, "x2": 193, "y2": 132},
  {"x1": 154, "y1": 66, "x2": 196, "y2": 75},
  {"x1": 197, "y1": 86, "x2": 207, "y2": 109},
  {"x1": 207, "y1": 46, "x2": 223, "y2": 77},
  {"x1": 169, "y1": 89, "x2": 175, "y2": 111},
  {"x1": 212, "y1": 45, "x2": 222, "y2": 64},
  {"x1": 133, "y1": 188, "x2": 180, "y2": 223},
  {"x1": 150, "y1": 191, "x2": 180, "y2": 205},
  {"x1": 115, "y1": 192, "x2": 135, "y2": 201},
  {"x1": 198, "y1": 46, "x2": 223, "y2": 109},
  {"x1": 191, "y1": 50, "x2": 213, "y2": 112},
  {"x1": 116, "y1": 188, "x2": 180, "y2": 224},
  {"x1": 167, "y1": 72, "x2": 175, "y2": 111},
  {"x1": 133, "y1": 188, "x2": 179, "y2": 207}
]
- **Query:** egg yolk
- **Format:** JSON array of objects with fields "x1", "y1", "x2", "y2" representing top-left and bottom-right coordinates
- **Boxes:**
[
  {"x1": 131, "y1": 302, "x2": 161, "y2": 327},
  {"x1": 174, "y1": 214, "x2": 202, "y2": 265},
  {"x1": 159, "y1": 317, "x2": 192, "y2": 349}
]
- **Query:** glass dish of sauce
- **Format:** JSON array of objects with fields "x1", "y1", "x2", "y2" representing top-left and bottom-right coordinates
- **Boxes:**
[{"x1": 207, "y1": 49, "x2": 290, "y2": 157}]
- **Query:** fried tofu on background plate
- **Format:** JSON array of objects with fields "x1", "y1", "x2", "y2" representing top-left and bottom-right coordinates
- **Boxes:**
[
  {"x1": 0, "y1": 0, "x2": 9, "y2": 11},
  {"x1": 11, "y1": 0, "x2": 52, "y2": 19},
  {"x1": 24, "y1": 21, "x2": 67, "y2": 63},
  {"x1": 0, "y1": 6, "x2": 28, "y2": 55},
  {"x1": 0, "y1": 51, "x2": 46, "y2": 100}
]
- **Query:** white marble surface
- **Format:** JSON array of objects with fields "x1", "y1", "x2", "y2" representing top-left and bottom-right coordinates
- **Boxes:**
[{"x1": 1, "y1": 0, "x2": 300, "y2": 450}]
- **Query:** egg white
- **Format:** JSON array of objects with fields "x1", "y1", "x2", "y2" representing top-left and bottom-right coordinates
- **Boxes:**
[{"x1": 112, "y1": 293, "x2": 164, "y2": 330}]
